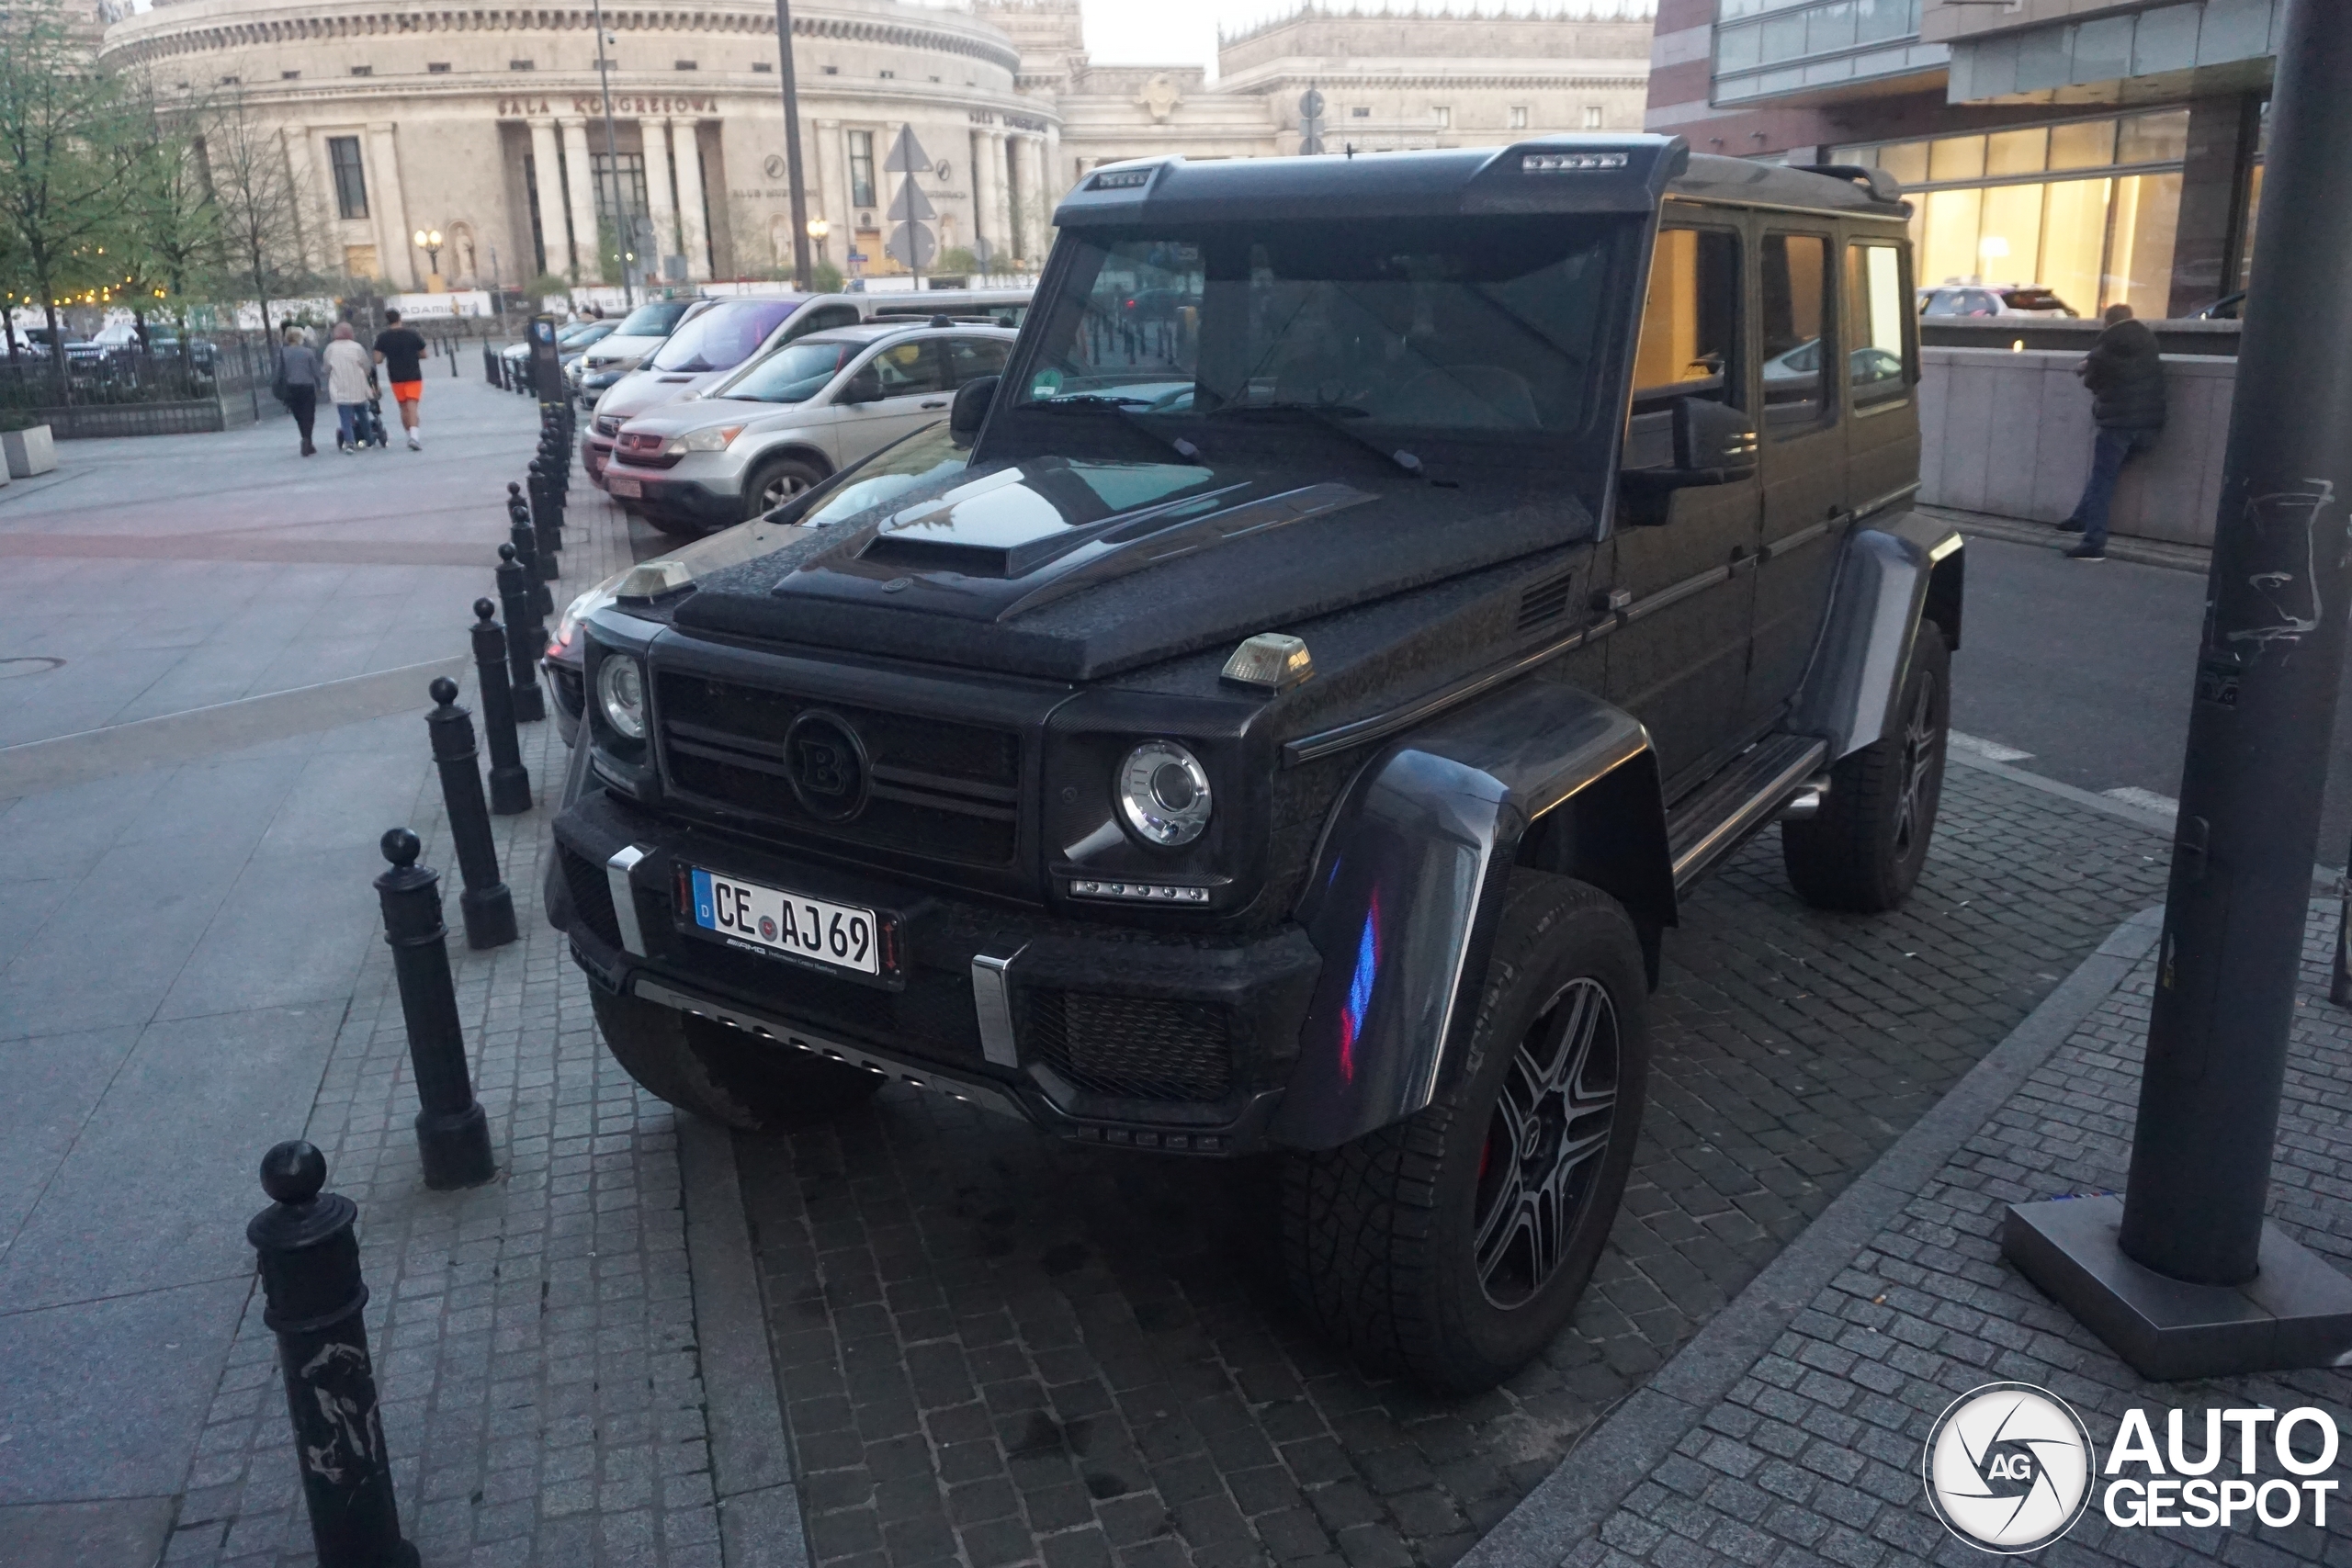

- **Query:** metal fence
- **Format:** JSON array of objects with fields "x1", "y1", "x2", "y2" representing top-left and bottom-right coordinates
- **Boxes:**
[{"x1": 0, "y1": 330, "x2": 276, "y2": 438}]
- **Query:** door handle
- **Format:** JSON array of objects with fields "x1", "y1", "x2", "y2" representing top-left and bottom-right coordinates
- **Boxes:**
[{"x1": 921, "y1": 400, "x2": 948, "y2": 410}]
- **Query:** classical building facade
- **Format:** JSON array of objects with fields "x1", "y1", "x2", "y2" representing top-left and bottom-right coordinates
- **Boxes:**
[{"x1": 96, "y1": 0, "x2": 1653, "y2": 292}]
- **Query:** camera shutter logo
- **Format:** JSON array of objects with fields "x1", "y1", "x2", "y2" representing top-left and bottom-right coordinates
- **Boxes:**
[
  {"x1": 1923, "y1": 1382, "x2": 2097, "y2": 1553},
  {"x1": 785, "y1": 711, "x2": 869, "y2": 822}
]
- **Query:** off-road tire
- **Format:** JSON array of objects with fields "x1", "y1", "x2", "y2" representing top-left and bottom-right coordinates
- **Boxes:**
[
  {"x1": 1278, "y1": 871, "x2": 1649, "y2": 1393},
  {"x1": 1782, "y1": 619, "x2": 1951, "y2": 913},
  {"x1": 591, "y1": 987, "x2": 880, "y2": 1131},
  {"x1": 744, "y1": 455, "x2": 826, "y2": 521}
]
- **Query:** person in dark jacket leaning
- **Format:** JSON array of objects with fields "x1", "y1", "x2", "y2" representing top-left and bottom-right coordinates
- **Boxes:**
[{"x1": 2061, "y1": 302, "x2": 2166, "y2": 559}]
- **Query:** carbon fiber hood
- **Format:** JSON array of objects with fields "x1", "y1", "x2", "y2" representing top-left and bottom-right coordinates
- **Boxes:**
[{"x1": 670, "y1": 456, "x2": 1587, "y2": 681}]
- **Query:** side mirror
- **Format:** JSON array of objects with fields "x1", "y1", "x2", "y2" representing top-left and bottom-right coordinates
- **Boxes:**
[
  {"x1": 950, "y1": 374, "x2": 998, "y2": 440},
  {"x1": 839, "y1": 368, "x2": 884, "y2": 405},
  {"x1": 1623, "y1": 396, "x2": 1758, "y2": 500}
]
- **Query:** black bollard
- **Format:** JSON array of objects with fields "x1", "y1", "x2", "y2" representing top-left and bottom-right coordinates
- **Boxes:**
[
  {"x1": 494, "y1": 547, "x2": 548, "y2": 725},
  {"x1": 506, "y1": 491, "x2": 554, "y2": 619},
  {"x1": 247, "y1": 1141, "x2": 420, "y2": 1568},
  {"x1": 469, "y1": 602, "x2": 534, "y2": 812},
  {"x1": 374, "y1": 829, "x2": 498, "y2": 1188},
  {"x1": 527, "y1": 463, "x2": 561, "y2": 575},
  {"x1": 423, "y1": 682, "x2": 517, "y2": 950}
]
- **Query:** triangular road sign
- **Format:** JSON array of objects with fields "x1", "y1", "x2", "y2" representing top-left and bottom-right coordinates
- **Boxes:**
[
  {"x1": 887, "y1": 180, "x2": 936, "y2": 222},
  {"x1": 883, "y1": 125, "x2": 932, "y2": 174}
]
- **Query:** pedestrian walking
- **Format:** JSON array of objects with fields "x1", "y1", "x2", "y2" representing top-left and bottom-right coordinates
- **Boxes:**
[
  {"x1": 323, "y1": 322, "x2": 374, "y2": 454},
  {"x1": 2060, "y1": 302, "x2": 2167, "y2": 560},
  {"x1": 278, "y1": 326, "x2": 323, "y2": 457},
  {"x1": 373, "y1": 309, "x2": 431, "y2": 451}
]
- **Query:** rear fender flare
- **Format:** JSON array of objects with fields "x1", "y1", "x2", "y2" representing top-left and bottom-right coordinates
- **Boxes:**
[
  {"x1": 1792, "y1": 516, "x2": 1963, "y2": 761},
  {"x1": 1268, "y1": 678, "x2": 1665, "y2": 1152}
]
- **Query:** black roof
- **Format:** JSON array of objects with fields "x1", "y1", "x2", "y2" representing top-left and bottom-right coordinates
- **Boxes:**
[{"x1": 1053, "y1": 137, "x2": 1908, "y2": 230}]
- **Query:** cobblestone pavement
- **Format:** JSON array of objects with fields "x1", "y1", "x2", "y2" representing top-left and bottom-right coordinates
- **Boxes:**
[
  {"x1": 1576, "y1": 903, "x2": 2352, "y2": 1568},
  {"x1": 733, "y1": 764, "x2": 2178, "y2": 1568},
  {"x1": 151, "y1": 426, "x2": 723, "y2": 1568}
]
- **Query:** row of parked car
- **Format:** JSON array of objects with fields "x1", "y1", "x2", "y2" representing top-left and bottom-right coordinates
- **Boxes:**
[
  {"x1": 6, "y1": 323, "x2": 219, "y2": 367},
  {"x1": 566, "y1": 287, "x2": 1031, "y2": 536}
]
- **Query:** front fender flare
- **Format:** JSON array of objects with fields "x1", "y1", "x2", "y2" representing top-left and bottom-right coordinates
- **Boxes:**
[{"x1": 1268, "y1": 678, "x2": 1658, "y2": 1151}]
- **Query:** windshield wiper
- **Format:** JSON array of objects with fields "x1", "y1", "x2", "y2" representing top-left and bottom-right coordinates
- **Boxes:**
[
  {"x1": 1205, "y1": 401, "x2": 1428, "y2": 479},
  {"x1": 1026, "y1": 394, "x2": 1204, "y2": 464}
]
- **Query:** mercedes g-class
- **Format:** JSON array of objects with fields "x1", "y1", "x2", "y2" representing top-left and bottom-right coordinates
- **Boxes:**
[{"x1": 548, "y1": 137, "x2": 1963, "y2": 1392}]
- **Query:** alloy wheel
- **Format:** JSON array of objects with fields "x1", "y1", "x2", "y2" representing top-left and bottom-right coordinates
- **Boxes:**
[
  {"x1": 1473, "y1": 976, "x2": 1621, "y2": 1309},
  {"x1": 1892, "y1": 671, "x2": 1940, "y2": 856}
]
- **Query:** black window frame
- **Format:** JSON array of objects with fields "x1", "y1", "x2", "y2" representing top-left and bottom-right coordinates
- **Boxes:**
[
  {"x1": 1844, "y1": 238, "x2": 1915, "y2": 411},
  {"x1": 1759, "y1": 228, "x2": 1837, "y2": 438},
  {"x1": 328, "y1": 135, "x2": 368, "y2": 220},
  {"x1": 847, "y1": 130, "x2": 876, "y2": 209}
]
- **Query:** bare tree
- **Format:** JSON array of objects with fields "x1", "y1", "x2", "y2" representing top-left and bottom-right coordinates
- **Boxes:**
[
  {"x1": 0, "y1": 0, "x2": 139, "y2": 399},
  {"x1": 198, "y1": 75, "x2": 319, "y2": 347}
]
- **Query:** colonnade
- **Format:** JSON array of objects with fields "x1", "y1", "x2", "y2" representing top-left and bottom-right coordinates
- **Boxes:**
[{"x1": 528, "y1": 114, "x2": 711, "y2": 286}]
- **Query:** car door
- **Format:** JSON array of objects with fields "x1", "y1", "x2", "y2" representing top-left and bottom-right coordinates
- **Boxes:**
[
  {"x1": 1746, "y1": 227, "x2": 1848, "y2": 728},
  {"x1": 832, "y1": 339, "x2": 953, "y2": 468},
  {"x1": 1604, "y1": 220, "x2": 1762, "y2": 794}
]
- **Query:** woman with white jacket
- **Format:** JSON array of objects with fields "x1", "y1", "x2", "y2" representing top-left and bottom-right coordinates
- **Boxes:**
[{"x1": 322, "y1": 321, "x2": 375, "y2": 452}]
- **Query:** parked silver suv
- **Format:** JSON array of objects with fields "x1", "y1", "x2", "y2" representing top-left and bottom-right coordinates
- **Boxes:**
[{"x1": 601, "y1": 321, "x2": 1014, "y2": 534}]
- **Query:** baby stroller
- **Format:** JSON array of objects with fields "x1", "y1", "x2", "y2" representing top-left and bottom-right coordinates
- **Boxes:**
[{"x1": 357, "y1": 378, "x2": 391, "y2": 449}]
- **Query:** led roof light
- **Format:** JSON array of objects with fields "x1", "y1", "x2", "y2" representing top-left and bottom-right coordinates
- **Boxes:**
[
  {"x1": 1521, "y1": 152, "x2": 1629, "y2": 173},
  {"x1": 1088, "y1": 167, "x2": 1153, "y2": 190},
  {"x1": 1221, "y1": 633, "x2": 1314, "y2": 691}
]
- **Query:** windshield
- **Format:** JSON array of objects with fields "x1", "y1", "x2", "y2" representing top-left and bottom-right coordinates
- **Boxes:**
[
  {"x1": 614, "y1": 300, "x2": 691, "y2": 338},
  {"x1": 797, "y1": 423, "x2": 967, "y2": 527},
  {"x1": 1008, "y1": 221, "x2": 1623, "y2": 450},
  {"x1": 650, "y1": 299, "x2": 801, "y2": 372},
  {"x1": 715, "y1": 341, "x2": 856, "y2": 404}
]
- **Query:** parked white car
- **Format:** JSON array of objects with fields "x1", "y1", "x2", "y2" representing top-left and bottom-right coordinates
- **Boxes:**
[{"x1": 600, "y1": 321, "x2": 1014, "y2": 534}]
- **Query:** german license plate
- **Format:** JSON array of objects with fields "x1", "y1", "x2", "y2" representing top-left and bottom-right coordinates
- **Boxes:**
[
  {"x1": 687, "y1": 866, "x2": 878, "y2": 975},
  {"x1": 608, "y1": 472, "x2": 643, "y2": 499}
]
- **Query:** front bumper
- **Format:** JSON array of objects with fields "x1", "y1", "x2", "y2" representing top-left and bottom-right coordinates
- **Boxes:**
[
  {"x1": 583, "y1": 434, "x2": 612, "y2": 486},
  {"x1": 550, "y1": 789, "x2": 1318, "y2": 1153},
  {"x1": 600, "y1": 466, "x2": 741, "y2": 531}
]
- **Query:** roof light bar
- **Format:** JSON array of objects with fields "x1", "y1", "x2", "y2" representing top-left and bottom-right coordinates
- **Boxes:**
[
  {"x1": 1089, "y1": 168, "x2": 1152, "y2": 190},
  {"x1": 1521, "y1": 152, "x2": 1628, "y2": 173}
]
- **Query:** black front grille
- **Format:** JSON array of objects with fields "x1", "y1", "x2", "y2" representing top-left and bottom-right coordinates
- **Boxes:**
[
  {"x1": 657, "y1": 672, "x2": 1022, "y2": 866},
  {"x1": 1027, "y1": 991, "x2": 1234, "y2": 1102},
  {"x1": 560, "y1": 846, "x2": 621, "y2": 948}
]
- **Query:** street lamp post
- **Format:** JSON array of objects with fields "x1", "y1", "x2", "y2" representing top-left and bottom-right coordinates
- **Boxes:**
[
  {"x1": 413, "y1": 228, "x2": 444, "y2": 285},
  {"x1": 589, "y1": 0, "x2": 637, "y2": 307},
  {"x1": 771, "y1": 0, "x2": 814, "y2": 291},
  {"x1": 807, "y1": 216, "x2": 830, "y2": 274}
]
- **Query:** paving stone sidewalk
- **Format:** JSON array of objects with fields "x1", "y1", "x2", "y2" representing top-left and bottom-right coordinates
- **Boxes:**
[
  {"x1": 143, "y1": 445, "x2": 741, "y2": 1568},
  {"x1": 730, "y1": 763, "x2": 2181, "y2": 1568},
  {"x1": 1559, "y1": 901, "x2": 2352, "y2": 1568}
]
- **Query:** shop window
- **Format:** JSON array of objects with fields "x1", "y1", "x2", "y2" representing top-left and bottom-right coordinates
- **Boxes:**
[
  {"x1": 1874, "y1": 141, "x2": 1928, "y2": 186},
  {"x1": 1985, "y1": 127, "x2": 2046, "y2": 177},
  {"x1": 1760, "y1": 232, "x2": 1830, "y2": 433},
  {"x1": 328, "y1": 136, "x2": 368, "y2": 220},
  {"x1": 2118, "y1": 109, "x2": 2188, "y2": 165},
  {"x1": 1845, "y1": 243, "x2": 1909, "y2": 404},
  {"x1": 1631, "y1": 227, "x2": 1739, "y2": 405},
  {"x1": 2048, "y1": 118, "x2": 2114, "y2": 170},
  {"x1": 1928, "y1": 135, "x2": 1984, "y2": 182}
]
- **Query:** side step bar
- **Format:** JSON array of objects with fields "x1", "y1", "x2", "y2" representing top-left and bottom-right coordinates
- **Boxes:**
[{"x1": 1665, "y1": 734, "x2": 1829, "y2": 891}]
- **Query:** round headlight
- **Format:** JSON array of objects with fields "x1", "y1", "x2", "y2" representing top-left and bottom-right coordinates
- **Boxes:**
[
  {"x1": 596, "y1": 654, "x2": 646, "y2": 740},
  {"x1": 1116, "y1": 740, "x2": 1212, "y2": 848}
]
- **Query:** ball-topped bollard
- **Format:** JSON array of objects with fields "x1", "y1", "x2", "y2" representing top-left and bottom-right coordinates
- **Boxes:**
[
  {"x1": 424, "y1": 679, "x2": 516, "y2": 950},
  {"x1": 494, "y1": 544, "x2": 548, "y2": 723},
  {"x1": 505, "y1": 490, "x2": 553, "y2": 618},
  {"x1": 375, "y1": 827, "x2": 499, "y2": 1190},
  {"x1": 469, "y1": 599, "x2": 534, "y2": 813},
  {"x1": 246, "y1": 1141, "x2": 419, "y2": 1567}
]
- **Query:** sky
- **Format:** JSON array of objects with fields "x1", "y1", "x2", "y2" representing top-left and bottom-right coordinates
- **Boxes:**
[{"x1": 1075, "y1": 0, "x2": 1640, "y2": 81}]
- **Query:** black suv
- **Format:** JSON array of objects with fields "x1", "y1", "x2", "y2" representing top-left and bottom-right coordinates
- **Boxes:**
[{"x1": 550, "y1": 138, "x2": 1962, "y2": 1392}]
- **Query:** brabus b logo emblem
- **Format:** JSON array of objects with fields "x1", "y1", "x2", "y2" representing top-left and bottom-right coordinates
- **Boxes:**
[
  {"x1": 1924, "y1": 1382, "x2": 2097, "y2": 1553},
  {"x1": 784, "y1": 711, "x2": 868, "y2": 822}
]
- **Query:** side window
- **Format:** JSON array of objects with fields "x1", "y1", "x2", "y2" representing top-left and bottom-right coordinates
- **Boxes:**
[
  {"x1": 945, "y1": 336, "x2": 1011, "y2": 385},
  {"x1": 1845, "y1": 243, "x2": 1912, "y2": 405},
  {"x1": 1760, "y1": 232, "x2": 1832, "y2": 434},
  {"x1": 1631, "y1": 227, "x2": 1740, "y2": 407},
  {"x1": 786, "y1": 304, "x2": 860, "y2": 340},
  {"x1": 867, "y1": 340, "x2": 947, "y2": 396}
]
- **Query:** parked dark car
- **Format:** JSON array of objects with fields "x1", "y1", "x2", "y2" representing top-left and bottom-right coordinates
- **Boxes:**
[{"x1": 548, "y1": 141, "x2": 1961, "y2": 1392}]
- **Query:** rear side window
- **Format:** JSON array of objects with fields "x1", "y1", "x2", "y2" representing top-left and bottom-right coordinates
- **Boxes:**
[
  {"x1": 791, "y1": 304, "x2": 861, "y2": 337},
  {"x1": 865, "y1": 340, "x2": 949, "y2": 396},
  {"x1": 1631, "y1": 227, "x2": 1739, "y2": 406},
  {"x1": 1846, "y1": 243, "x2": 1912, "y2": 405},
  {"x1": 1760, "y1": 232, "x2": 1831, "y2": 434},
  {"x1": 945, "y1": 336, "x2": 1011, "y2": 386}
]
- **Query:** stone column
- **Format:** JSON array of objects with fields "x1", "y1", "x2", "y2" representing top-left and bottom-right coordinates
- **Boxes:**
[
  {"x1": 969, "y1": 128, "x2": 997, "y2": 272},
  {"x1": 671, "y1": 119, "x2": 710, "y2": 281},
  {"x1": 641, "y1": 118, "x2": 679, "y2": 272},
  {"x1": 988, "y1": 130, "x2": 1013, "y2": 265},
  {"x1": 526, "y1": 118, "x2": 571, "y2": 277},
  {"x1": 365, "y1": 122, "x2": 416, "y2": 288},
  {"x1": 558, "y1": 117, "x2": 602, "y2": 283},
  {"x1": 815, "y1": 119, "x2": 844, "y2": 270},
  {"x1": 1043, "y1": 123, "x2": 1064, "y2": 212},
  {"x1": 1011, "y1": 133, "x2": 1042, "y2": 264}
]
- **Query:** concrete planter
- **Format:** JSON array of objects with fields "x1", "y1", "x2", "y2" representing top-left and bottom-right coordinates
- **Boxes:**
[
  {"x1": 2, "y1": 423, "x2": 58, "y2": 477},
  {"x1": 1917, "y1": 346, "x2": 2236, "y2": 548}
]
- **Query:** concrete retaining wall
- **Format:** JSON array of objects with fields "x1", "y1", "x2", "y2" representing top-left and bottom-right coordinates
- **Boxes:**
[{"x1": 1917, "y1": 345, "x2": 2236, "y2": 548}]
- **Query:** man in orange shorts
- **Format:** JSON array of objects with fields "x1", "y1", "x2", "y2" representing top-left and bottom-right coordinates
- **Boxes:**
[{"x1": 372, "y1": 309, "x2": 431, "y2": 450}]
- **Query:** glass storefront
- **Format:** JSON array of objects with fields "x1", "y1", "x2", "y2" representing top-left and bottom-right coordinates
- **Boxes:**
[{"x1": 1831, "y1": 108, "x2": 2188, "y2": 317}]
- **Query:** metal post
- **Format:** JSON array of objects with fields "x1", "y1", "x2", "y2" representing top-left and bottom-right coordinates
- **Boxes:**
[
  {"x1": 495, "y1": 546, "x2": 549, "y2": 725},
  {"x1": 424, "y1": 681, "x2": 518, "y2": 950},
  {"x1": 507, "y1": 488, "x2": 554, "y2": 619},
  {"x1": 529, "y1": 457, "x2": 562, "y2": 570},
  {"x1": 469, "y1": 602, "x2": 534, "y2": 814},
  {"x1": 772, "y1": 0, "x2": 814, "y2": 291},
  {"x1": 374, "y1": 828, "x2": 499, "y2": 1189},
  {"x1": 2002, "y1": 0, "x2": 2352, "y2": 1380},
  {"x1": 246, "y1": 1141, "x2": 419, "y2": 1568}
]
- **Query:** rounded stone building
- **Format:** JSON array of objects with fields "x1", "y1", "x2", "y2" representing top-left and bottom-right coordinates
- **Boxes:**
[{"x1": 99, "y1": 0, "x2": 1065, "y2": 290}]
